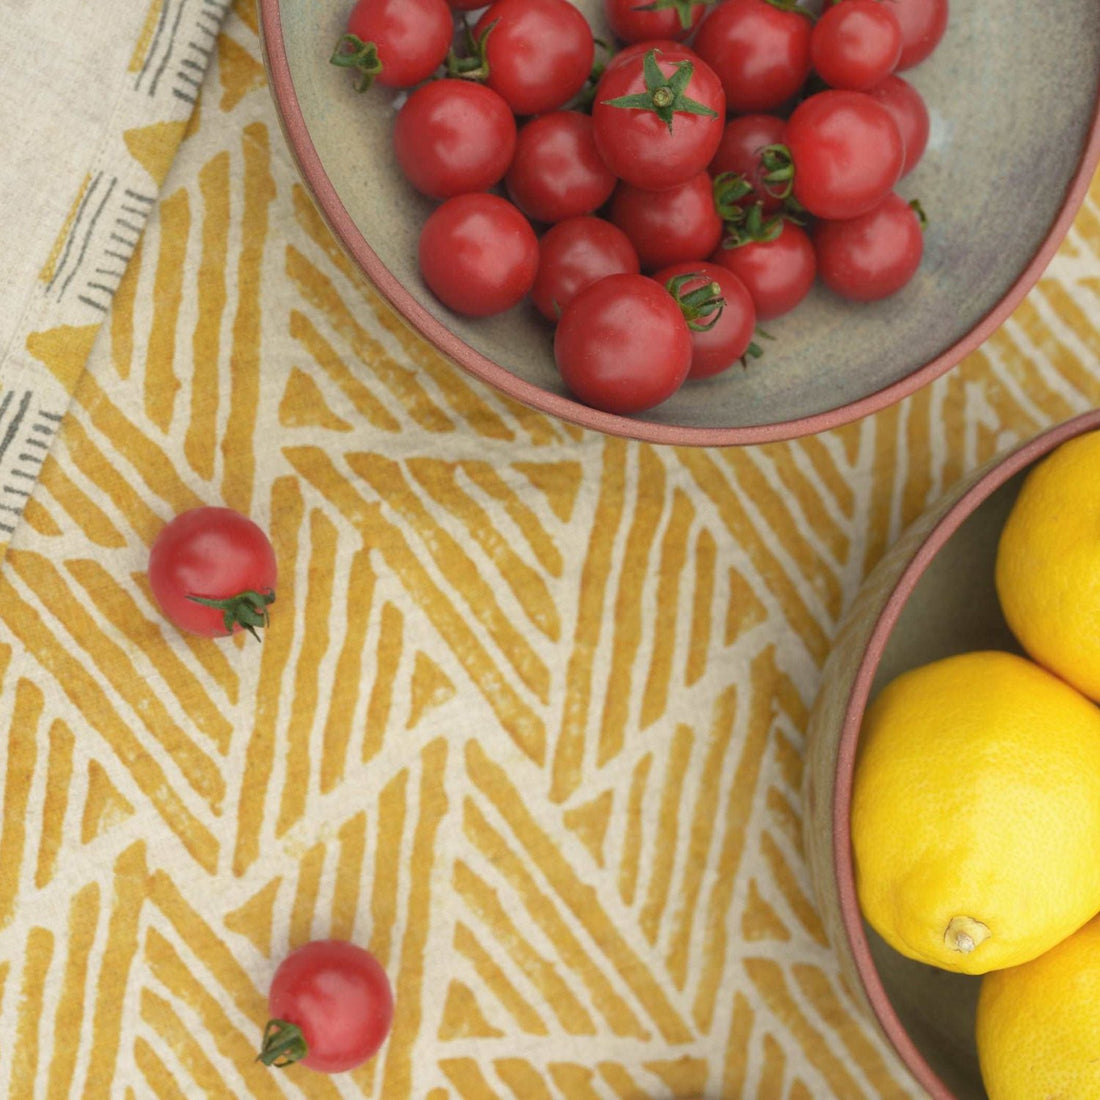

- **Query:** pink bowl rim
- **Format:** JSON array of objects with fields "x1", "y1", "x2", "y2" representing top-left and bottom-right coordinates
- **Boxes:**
[
  {"x1": 831, "y1": 408, "x2": 1100, "y2": 1099},
  {"x1": 258, "y1": 1, "x2": 1100, "y2": 446}
]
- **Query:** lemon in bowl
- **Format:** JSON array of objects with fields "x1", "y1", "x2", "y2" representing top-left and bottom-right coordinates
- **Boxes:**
[
  {"x1": 852, "y1": 649, "x2": 1100, "y2": 976},
  {"x1": 804, "y1": 409, "x2": 1100, "y2": 1099}
]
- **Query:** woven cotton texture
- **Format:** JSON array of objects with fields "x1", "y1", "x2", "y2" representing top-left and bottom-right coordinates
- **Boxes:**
[
  {"x1": 1, "y1": 0, "x2": 1100, "y2": 1096},
  {"x1": 0, "y1": 0, "x2": 231, "y2": 550}
]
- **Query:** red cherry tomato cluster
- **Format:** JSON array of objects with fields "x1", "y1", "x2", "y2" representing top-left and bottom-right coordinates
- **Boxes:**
[{"x1": 331, "y1": 0, "x2": 947, "y2": 416}]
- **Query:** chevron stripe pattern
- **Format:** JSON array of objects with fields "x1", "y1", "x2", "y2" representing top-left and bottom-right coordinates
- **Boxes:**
[{"x1": 1, "y1": 0, "x2": 1099, "y2": 1095}]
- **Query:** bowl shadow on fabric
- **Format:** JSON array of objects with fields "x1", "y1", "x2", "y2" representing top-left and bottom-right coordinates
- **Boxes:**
[{"x1": 261, "y1": 0, "x2": 1100, "y2": 443}]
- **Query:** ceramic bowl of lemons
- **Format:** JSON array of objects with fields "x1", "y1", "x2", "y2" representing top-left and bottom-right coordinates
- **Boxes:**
[
  {"x1": 258, "y1": 0, "x2": 1100, "y2": 445},
  {"x1": 803, "y1": 407, "x2": 1100, "y2": 1099}
]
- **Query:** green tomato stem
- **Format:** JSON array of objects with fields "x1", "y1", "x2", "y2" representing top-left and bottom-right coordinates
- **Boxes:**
[
  {"x1": 665, "y1": 273, "x2": 726, "y2": 332},
  {"x1": 187, "y1": 588, "x2": 275, "y2": 641},
  {"x1": 257, "y1": 1020, "x2": 309, "y2": 1068},
  {"x1": 762, "y1": 0, "x2": 816, "y2": 18},
  {"x1": 329, "y1": 34, "x2": 384, "y2": 93},
  {"x1": 444, "y1": 17, "x2": 495, "y2": 82},
  {"x1": 602, "y1": 48, "x2": 719, "y2": 133},
  {"x1": 759, "y1": 144, "x2": 796, "y2": 200},
  {"x1": 633, "y1": 0, "x2": 717, "y2": 31}
]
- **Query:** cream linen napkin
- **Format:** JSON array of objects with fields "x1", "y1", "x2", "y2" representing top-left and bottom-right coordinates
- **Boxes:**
[{"x1": 0, "y1": 0, "x2": 228, "y2": 552}]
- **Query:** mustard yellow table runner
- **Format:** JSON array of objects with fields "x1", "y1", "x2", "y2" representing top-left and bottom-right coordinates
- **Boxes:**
[{"x1": 1, "y1": 1, "x2": 1099, "y2": 1096}]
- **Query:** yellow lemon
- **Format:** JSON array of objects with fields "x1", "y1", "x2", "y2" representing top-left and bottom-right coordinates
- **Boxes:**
[
  {"x1": 851, "y1": 649, "x2": 1100, "y2": 975},
  {"x1": 996, "y1": 429, "x2": 1100, "y2": 702},
  {"x1": 977, "y1": 911, "x2": 1100, "y2": 1099}
]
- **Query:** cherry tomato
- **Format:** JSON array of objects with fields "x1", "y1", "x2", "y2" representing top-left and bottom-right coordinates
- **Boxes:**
[
  {"x1": 448, "y1": 0, "x2": 486, "y2": 7},
  {"x1": 653, "y1": 261, "x2": 757, "y2": 379},
  {"x1": 868, "y1": 73, "x2": 930, "y2": 176},
  {"x1": 692, "y1": 0, "x2": 813, "y2": 112},
  {"x1": 709, "y1": 113, "x2": 787, "y2": 215},
  {"x1": 331, "y1": 0, "x2": 453, "y2": 90},
  {"x1": 419, "y1": 193, "x2": 539, "y2": 317},
  {"x1": 710, "y1": 219, "x2": 816, "y2": 320},
  {"x1": 506, "y1": 112, "x2": 617, "y2": 224},
  {"x1": 603, "y1": 38, "x2": 685, "y2": 76},
  {"x1": 148, "y1": 507, "x2": 277, "y2": 639},
  {"x1": 531, "y1": 215, "x2": 640, "y2": 321},
  {"x1": 473, "y1": 0, "x2": 595, "y2": 116},
  {"x1": 610, "y1": 171, "x2": 722, "y2": 272},
  {"x1": 814, "y1": 191, "x2": 924, "y2": 301},
  {"x1": 810, "y1": 0, "x2": 902, "y2": 92},
  {"x1": 554, "y1": 273, "x2": 693, "y2": 413},
  {"x1": 783, "y1": 89, "x2": 904, "y2": 220},
  {"x1": 604, "y1": 0, "x2": 711, "y2": 44},
  {"x1": 891, "y1": 0, "x2": 949, "y2": 70},
  {"x1": 393, "y1": 80, "x2": 516, "y2": 200},
  {"x1": 259, "y1": 941, "x2": 393, "y2": 1074},
  {"x1": 592, "y1": 45, "x2": 725, "y2": 192}
]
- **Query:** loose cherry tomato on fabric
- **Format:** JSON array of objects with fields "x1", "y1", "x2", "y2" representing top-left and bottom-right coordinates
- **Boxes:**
[
  {"x1": 891, "y1": 0, "x2": 949, "y2": 70},
  {"x1": 531, "y1": 215, "x2": 640, "y2": 321},
  {"x1": 868, "y1": 73, "x2": 930, "y2": 175},
  {"x1": 810, "y1": 0, "x2": 902, "y2": 91},
  {"x1": 604, "y1": 0, "x2": 712, "y2": 44},
  {"x1": 780, "y1": 89, "x2": 904, "y2": 220},
  {"x1": 469, "y1": 0, "x2": 595, "y2": 116},
  {"x1": 709, "y1": 113, "x2": 788, "y2": 215},
  {"x1": 609, "y1": 170, "x2": 722, "y2": 272},
  {"x1": 592, "y1": 46, "x2": 725, "y2": 192},
  {"x1": 505, "y1": 112, "x2": 617, "y2": 224},
  {"x1": 692, "y1": 0, "x2": 813, "y2": 113},
  {"x1": 419, "y1": 193, "x2": 539, "y2": 317},
  {"x1": 393, "y1": 80, "x2": 517, "y2": 200},
  {"x1": 814, "y1": 191, "x2": 924, "y2": 301},
  {"x1": 653, "y1": 261, "x2": 758, "y2": 379},
  {"x1": 554, "y1": 273, "x2": 693, "y2": 413},
  {"x1": 711, "y1": 219, "x2": 816, "y2": 320},
  {"x1": 259, "y1": 941, "x2": 394, "y2": 1074},
  {"x1": 148, "y1": 507, "x2": 277, "y2": 639},
  {"x1": 330, "y1": 0, "x2": 454, "y2": 90}
]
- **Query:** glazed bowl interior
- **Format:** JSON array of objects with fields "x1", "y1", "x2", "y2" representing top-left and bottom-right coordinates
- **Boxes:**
[
  {"x1": 863, "y1": 470, "x2": 1028, "y2": 1098},
  {"x1": 261, "y1": 0, "x2": 1100, "y2": 444}
]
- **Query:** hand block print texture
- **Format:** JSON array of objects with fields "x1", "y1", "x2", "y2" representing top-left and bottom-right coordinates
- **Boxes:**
[
  {"x1": 0, "y1": 0, "x2": 233, "y2": 560},
  {"x1": 1, "y1": 0, "x2": 1099, "y2": 1096}
]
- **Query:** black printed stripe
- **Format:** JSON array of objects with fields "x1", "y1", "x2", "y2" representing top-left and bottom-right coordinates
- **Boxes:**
[
  {"x1": 46, "y1": 173, "x2": 102, "y2": 293},
  {"x1": 60, "y1": 176, "x2": 118, "y2": 298},
  {"x1": 0, "y1": 392, "x2": 33, "y2": 466},
  {"x1": 137, "y1": 0, "x2": 172, "y2": 90},
  {"x1": 150, "y1": 0, "x2": 187, "y2": 97}
]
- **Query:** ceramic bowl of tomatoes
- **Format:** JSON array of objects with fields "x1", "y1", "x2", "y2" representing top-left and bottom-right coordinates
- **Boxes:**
[{"x1": 259, "y1": 0, "x2": 1100, "y2": 445}]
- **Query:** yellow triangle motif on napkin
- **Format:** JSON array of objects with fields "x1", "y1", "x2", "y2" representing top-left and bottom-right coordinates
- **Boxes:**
[
  {"x1": 563, "y1": 789, "x2": 614, "y2": 868},
  {"x1": 218, "y1": 33, "x2": 266, "y2": 112},
  {"x1": 224, "y1": 877, "x2": 282, "y2": 958},
  {"x1": 25, "y1": 324, "x2": 100, "y2": 392},
  {"x1": 407, "y1": 651, "x2": 455, "y2": 730},
  {"x1": 438, "y1": 980, "x2": 504, "y2": 1039},
  {"x1": 81, "y1": 761, "x2": 134, "y2": 844},
  {"x1": 124, "y1": 121, "x2": 188, "y2": 187},
  {"x1": 279, "y1": 368, "x2": 352, "y2": 431}
]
